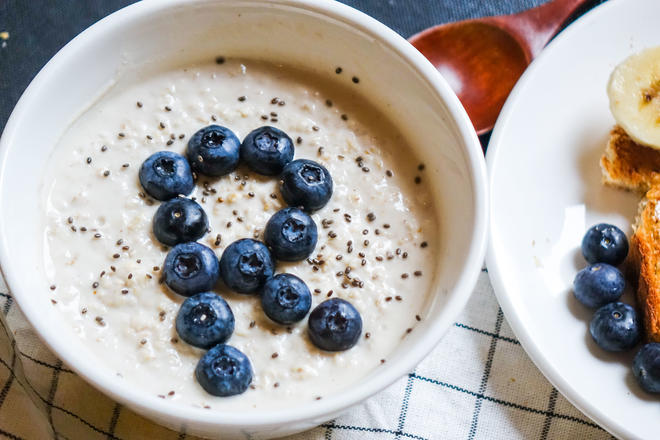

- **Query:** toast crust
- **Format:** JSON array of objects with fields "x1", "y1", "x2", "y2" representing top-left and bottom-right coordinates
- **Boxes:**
[
  {"x1": 601, "y1": 125, "x2": 660, "y2": 193},
  {"x1": 631, "y1": 189, "x2": 660, "y2": 342}
]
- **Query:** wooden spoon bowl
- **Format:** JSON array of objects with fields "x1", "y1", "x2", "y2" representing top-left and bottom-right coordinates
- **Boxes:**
[{"x1": 409, "y1": 0, "x2": 592, "y2": 135}]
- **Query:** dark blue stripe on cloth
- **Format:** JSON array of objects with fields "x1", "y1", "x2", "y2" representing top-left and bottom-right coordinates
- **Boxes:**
[
  {"x1": 320, "y1": 423, "x2": 429, "y2": 440},
  {"x1": 0, "y1": 428, "x2": 25, "y2": 440},
  {"x1": 410, "y1": 373, "x2": 603, "y2": 430},
  {"x1": 467, "y1": 308, "x2": 504, "y2": 439},
  {"x1": 395, "y1": 372, "x2": 416, "y2": 440},
  {"x1": 453, "y1": 323, "x2": 520, "y2": 345}
]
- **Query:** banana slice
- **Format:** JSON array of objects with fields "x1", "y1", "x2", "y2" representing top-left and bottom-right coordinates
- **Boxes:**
[{"x1": 608, "y1": 46, "x2": 660, "y2": 149}]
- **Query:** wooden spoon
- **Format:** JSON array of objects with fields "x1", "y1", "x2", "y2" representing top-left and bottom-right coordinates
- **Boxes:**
[{"x1": 409, "y1": 0, "x2": 592, "y2": 135}]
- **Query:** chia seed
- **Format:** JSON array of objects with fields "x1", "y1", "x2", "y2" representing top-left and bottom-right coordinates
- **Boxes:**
[
  {"x1": 352, "y1": 76, "x2": 360, "y2": 84},
  {"x1": 335, "y1": 67, "x2": 342, "y2": 74}
]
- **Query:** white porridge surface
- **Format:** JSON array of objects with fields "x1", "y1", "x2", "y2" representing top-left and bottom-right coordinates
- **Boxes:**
[{"x1": 42, "y1": 59, "x2": 438, "y2": 410}]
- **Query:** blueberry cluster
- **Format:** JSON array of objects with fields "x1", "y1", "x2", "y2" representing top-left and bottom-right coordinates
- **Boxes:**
[
  {"x1": 138, "y1": 125, "x2": 363, "y2": 397},
  {"x1": 573, "y1": 223, "x2": 660, "y2": 393}
]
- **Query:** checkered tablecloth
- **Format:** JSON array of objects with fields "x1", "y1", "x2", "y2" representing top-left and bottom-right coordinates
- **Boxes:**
[
  {"x1": 0, "y1": 268, "x2": 614, "y2": 440},
  {"x1": 0, "y1": 0, "x2": 615, "y2": 439}
]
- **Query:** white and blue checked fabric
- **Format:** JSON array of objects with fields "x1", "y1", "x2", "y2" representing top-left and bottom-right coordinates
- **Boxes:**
[{"x1": 0, "y1": 269, "x2": 614, "y2": 439}]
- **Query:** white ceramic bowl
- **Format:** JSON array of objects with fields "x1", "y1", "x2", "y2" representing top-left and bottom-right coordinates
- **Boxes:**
[{"x1": 0, "y1": 0, "x2": 487, "y2": 438}]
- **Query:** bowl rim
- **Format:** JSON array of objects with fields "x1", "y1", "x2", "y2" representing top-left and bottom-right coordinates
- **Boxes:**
[{"x1": 0, "y1": 0, "x2": 488, "y2": 428}]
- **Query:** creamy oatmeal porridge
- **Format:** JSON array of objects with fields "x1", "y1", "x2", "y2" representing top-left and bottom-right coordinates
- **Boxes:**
[{"x1": 42, "y1": 59, "x2": 438, "y2": 409}]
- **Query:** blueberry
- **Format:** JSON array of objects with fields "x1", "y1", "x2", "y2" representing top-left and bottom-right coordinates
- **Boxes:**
[
  {"x1": 633, "y1": 343, "x2": 660, "y2": 393},
  {"x1": 139, "y1": 151, "x2": 193, "y2": 201},
  {"x1": 195, "y1": 344, "x2": 252, "y2": 397},
  {"x1": 581, "y1": 223, "x2": 629, "y2": 266},
  {"x1": 280, "y1": 159, "x2": 333, "y2": 212},
  {"x1": 240, "y1": 126, "x2": 294, "y2": 175},
  {"x1": 175, "y1": 292, "x2": 234, "y2": 349},
  {"x1": 264, "y1": 208, "x2": 318, "y2": 261},
  {"x1": 187, "y1": 125, "x2": 240, "y2": 177},
  {"x1": 261, "y1": 274, "x2": 312, "y2": 324},
  {"x1": 153, "y1": 198, "x2": 208, "y2": 246},
  {"x1": 163, "y1": 242, "x2": 220, "y2": 296},
  {"x1": 589, "y1": 302, "x2": 640, "y2": 351},
  {"x1": 308, "y1": 298, "x2": 362, "y2": 351},
  {"x1": 573, "y1": 263, "x2": 624, "y2": 308},
  {"x1": 219, "y1": 239, "x2": 275, "y2": 294}
]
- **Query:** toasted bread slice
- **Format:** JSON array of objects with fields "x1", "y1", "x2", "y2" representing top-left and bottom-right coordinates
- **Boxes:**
[
  {"x1": 631, "y1": 186, "x2": 660, "y2": 342},
  {"x1": 601, "y1": 125, "x2": 660, "y2": 342},
  {"x1": 601, "y1": 125, "x2": 660, "y2": 193}
]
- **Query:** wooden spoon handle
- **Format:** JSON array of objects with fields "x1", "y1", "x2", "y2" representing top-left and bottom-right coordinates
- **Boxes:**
[{"x1": 503, "y1": 0, "x2": 593, "y2": 57}]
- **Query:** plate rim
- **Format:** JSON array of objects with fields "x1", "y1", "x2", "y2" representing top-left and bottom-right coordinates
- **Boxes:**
[{"x1": 485, "y1": 0, "x2": 638, "y2": 438}]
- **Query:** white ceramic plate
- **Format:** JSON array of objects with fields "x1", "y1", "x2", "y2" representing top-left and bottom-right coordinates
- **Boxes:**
[{"x1": 486, "y1": 0, "x2": 660, "y2": 438}]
